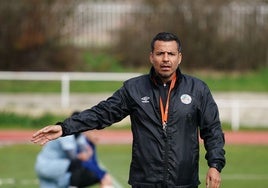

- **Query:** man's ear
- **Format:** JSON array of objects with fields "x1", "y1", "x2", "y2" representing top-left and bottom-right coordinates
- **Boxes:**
[{"x1": 178, "y1": 53, "x2": 182, "y2": 65}]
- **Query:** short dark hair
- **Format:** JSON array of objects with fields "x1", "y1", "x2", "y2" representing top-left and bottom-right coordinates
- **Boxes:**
[{"x1": 150, "y1": 32, "x2": 182, "y2": 52}]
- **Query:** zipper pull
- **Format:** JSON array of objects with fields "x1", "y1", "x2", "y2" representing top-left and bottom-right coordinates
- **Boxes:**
[
  {"x1": 162, "y1": 122, "x2": 167, "y2": 138},
  {"x1": 163, "y1": 122, "x2": 167, "y2": 130}
]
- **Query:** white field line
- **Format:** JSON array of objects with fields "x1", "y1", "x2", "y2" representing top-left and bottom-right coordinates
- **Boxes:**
[
  {"x1": 111, "y1": 176, "x2": 124, "y2": 188},
  {"x1": 0, "y1": 178, "x2": 38, "y2": 186},
  {"x1": 0, "y1": 161, "x2": 124, "y2": 188},
  {"x1": 200, "y1": 174, "x2": 268, "y2": 180},
  {"x1": 99, "y1": 162, "x2": 124, "y2": 188},
  {"x1": 0, "y1": 177, "x2": 124, "y2": 187},
  {"x1": 1, "y1": 174, "x2": 268, "y2": 186},
  {"x1": 0, "y1": 175, "x2": 123, "y2": 187},
  {"x1": 222, "y1": 174, "x2": 268, "y2": 180}
]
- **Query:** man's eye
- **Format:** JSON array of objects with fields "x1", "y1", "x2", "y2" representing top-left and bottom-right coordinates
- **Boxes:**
[{"x1": 168, "y1": 53, "x2": 175, "y2": 56}]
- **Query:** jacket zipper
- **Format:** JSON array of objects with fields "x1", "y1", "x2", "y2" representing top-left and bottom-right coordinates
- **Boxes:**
[{"x1": 163, "y1": 122, "x2": 169, "y2": 185}]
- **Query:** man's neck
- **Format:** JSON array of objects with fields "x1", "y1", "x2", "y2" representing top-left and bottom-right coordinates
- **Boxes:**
[{"x1": 160, "y1": 73, "x2": 177, "y2": 84}]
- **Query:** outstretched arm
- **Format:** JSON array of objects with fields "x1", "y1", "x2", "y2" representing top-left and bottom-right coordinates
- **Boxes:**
[{"x1": 31, "y1": 125, "x2": 63, "y2": 145}]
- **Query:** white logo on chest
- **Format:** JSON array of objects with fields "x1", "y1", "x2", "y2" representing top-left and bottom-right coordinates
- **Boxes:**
[{"x1": 141, "y1": 96, "x2": 150, "y2": 103}]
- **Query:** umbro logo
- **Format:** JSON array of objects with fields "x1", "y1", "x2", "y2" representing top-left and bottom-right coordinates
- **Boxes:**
[{"x1": 141, "y1": 96, "x2": 150, "y2": 103}]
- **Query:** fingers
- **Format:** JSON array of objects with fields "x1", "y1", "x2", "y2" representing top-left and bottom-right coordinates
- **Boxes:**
[
  {"x1": 206, "y1": 176, "x2": 210, "y2": 188},
  {"x1": 32, "y1": 126, "x2": 51, "y2": 138},
  {"x1": 206, "y1": 177, "x2": 221, "y2": 188},
  {"x1": 31, "y1": 133, "x2": 50, "y2": 145},
  {"x1": 31, "y1": 125, "x2": 60, "y2": 145},
  {"x1": 206, "y1": 168, "x2": 221, "y2": 188}
]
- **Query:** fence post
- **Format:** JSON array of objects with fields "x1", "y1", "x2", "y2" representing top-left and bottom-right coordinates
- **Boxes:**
[
  {"x1": 231, "y1": 100, "x2": 240, "y2": 131},
  {"x1": 61, "y1": 73, "x2": 70, "y2": 108}
]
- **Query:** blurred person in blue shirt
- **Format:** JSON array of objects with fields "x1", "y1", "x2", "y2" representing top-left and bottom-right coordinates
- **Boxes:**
[
  {"x1": 35, "y1": 129, "x2": 99, "y2": 188},
  {"x1": 81, "y1": 131, "x2": 114, "y2": 188}
]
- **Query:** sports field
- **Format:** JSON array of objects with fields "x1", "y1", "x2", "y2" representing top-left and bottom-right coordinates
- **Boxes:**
[{"x1": 0, "y1": 131, "x2": 268, "y2": 188}]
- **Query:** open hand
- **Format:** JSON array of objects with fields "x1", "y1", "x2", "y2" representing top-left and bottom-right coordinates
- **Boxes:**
[{"x1": 31, "y1": 125, "x2": 63, "y2": 145}]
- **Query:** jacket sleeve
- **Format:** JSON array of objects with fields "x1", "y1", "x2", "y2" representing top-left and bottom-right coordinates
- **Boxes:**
[
  {"x1": 60, "y1": 85, "x2": 131, "y2": 136},
  {"x1": 199, "y1": 84, "x2": 226, "y2": 172}
]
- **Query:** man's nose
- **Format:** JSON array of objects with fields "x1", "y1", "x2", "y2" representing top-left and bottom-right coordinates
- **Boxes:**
[{"x1": 163, "y1": 52, "x2": 169, "y2": 61}]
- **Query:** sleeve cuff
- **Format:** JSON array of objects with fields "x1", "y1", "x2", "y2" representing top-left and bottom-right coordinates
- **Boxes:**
[{"x1": 209, "y1": 163, "x2": 222, "y2": 173}]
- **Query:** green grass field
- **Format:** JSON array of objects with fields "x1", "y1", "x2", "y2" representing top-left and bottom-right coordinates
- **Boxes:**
[{"x1": 0, "y1": 144, "x2": 267, "y2": 188}]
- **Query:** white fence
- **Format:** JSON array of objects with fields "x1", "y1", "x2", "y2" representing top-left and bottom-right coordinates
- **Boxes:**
[
  {"x1": 0, "y1": 71, "x2": 141, "y2": 108},
  {"x1": 216, "y1": 98, "x2": 268, "y2": 130},
  {"x1": 0, "y1": 71, "x2": 267, "y2": 130}
]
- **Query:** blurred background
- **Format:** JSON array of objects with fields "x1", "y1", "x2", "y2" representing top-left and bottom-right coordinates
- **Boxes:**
[
  {"x1": 1, "y1": 0, "x2": 268, "y2": 72},
  {"x1": 0, "y1": 0, "x2": 268, "y2": 187}
]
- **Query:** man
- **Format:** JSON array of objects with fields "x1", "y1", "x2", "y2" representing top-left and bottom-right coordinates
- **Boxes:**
[{"x1": 32, "y1": 32, "x2": 225, "y2": 188}]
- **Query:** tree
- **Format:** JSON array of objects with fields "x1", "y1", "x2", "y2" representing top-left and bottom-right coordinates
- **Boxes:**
[
  {"x1": 0, "y1": 0, "x2": 81, "y2": 71},
  {"x1": 113, "y1": 0, "x2": 268, "y2": 71}
]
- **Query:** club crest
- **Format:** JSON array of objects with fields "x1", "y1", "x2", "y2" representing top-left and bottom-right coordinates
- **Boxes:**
[{"x1": 180, "y1": 94, "x2": 192, "y2": 104}]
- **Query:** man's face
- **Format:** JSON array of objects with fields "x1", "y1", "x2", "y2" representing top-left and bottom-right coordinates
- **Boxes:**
[{"x1": 150, "y1": 40, "x2": 182, "y2": 83}]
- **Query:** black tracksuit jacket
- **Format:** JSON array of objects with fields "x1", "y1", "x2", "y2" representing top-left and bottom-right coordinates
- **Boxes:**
[{"x1": 61, "y1": 68, "x2": 226, "y2": 188}]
